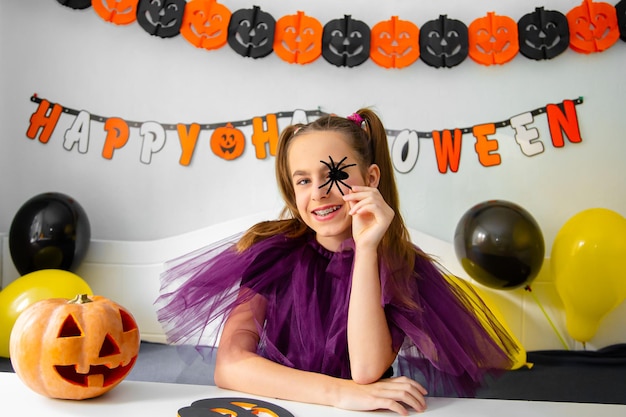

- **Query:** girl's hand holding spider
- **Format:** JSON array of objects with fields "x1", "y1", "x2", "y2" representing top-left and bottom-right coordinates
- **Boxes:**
[{"x1": 343, "y1": 185, "x2": 395, "y2": 251}]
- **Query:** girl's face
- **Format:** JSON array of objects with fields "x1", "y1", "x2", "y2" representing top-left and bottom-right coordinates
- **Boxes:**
[{"x1": 288, "y1": 130, "x2": 376, "y2": 251}]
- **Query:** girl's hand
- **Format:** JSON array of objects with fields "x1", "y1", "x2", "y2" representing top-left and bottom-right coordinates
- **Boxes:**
[
  {"x1": 343, "y1": 185, "x2": 395, "y2": 251},
  {"x1": 335, "y1": 376, "x2": 428, "y2": 415}
]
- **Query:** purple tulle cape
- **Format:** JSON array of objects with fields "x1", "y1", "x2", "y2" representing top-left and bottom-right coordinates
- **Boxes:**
[{"x1": 155, "y1": 232, "x2": 516, "y2": 396}]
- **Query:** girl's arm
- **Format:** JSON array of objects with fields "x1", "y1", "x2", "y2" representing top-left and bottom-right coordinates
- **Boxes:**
[{"x1": 214, "y1": 292, "x2": 427, "y2": 415}]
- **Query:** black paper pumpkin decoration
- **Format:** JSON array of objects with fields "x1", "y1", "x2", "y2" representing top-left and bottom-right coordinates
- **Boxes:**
[
  {"x1": 227, "y1": 6, "x2": 276, "y2": 59},
  {"x1": 518, "y1": 7, "x2": 569, "y2": 60},
  {"x1": 618, "y1": 0, "x2": 626, "y2": 42},
  {"x1": 178, "y1": 398, "x2": 295, "y2": 417},
  {"x1": 322, "y1": 15, "x2": 370, "y2": 67},
  {"x1": 419, "y1": 15, "x2": 468, "y2": 68},
  {"x1": 137, "y1": 0, "x2": 185, "y2": 38},
  {"x1": 468, "y1": 12, "x2": 519, "y2": 65},
  {"x1": 566, "y1": 0, "x2": 620, "y2": 53},
  {"x1": 56, "y1": 0, "x2": 92, "y2": 9}
]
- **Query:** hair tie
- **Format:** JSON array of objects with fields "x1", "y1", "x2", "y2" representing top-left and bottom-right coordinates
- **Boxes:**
[{"x1": 347, "y1": 112, "x2": 369, "y2": 134}]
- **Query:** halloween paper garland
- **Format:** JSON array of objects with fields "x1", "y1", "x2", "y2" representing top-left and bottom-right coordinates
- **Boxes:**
[
  {"x1": 56, "y1": 0, "x2": 624, "y2": 68},
  {"x1": 25, "y1": 94, "x2": 584, "y2": 174}
]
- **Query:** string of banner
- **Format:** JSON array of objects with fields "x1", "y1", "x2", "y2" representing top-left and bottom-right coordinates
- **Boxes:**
[
  {"x1": 56, "y1": 0, "x2": 625, "y2": 68},
  {"x1": 26, "y1": 94, "x2": 584, "y2": 174}
]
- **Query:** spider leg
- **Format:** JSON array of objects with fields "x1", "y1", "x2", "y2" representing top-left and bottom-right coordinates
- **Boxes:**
[{"x1": 318, "y1": 178, "x2": 333, "y2": 194}]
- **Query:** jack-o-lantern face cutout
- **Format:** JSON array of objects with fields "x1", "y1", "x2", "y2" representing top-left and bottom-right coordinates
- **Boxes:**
[
  {"x1": 370, "y1": 16, "x2": 420, "y2": 69},
  {"x1": 211, "y1": 123, "x2": 245, "y2": 160},
  {"x1": 56, "y1": 0, "x2": 92, "y2": 10},
  {"x1": 181, "y1": 0, "x2": 232, "y2": 50},
  {"x1": 137, "y1": 0, "x2": 185, "y2": 38},
  {"x1": 518, "y1": 7, "x2": 569, "y2": 60},
  {"x1": 178, "y1": 398, "x2": 295, "y2": 417},
  {"x1": 228, "y1": 6, "x2": 276, "y2": 59},
  {"x1": 469, "y1": 12, "x2": 519, "y2": 65},
  {"x1": 567, "y1": 0, "x2": 620, "y2": 53},
  {"x1": 92, "y1": 0, "x2": 139, "y2": 25},
  {"x1": 322, "y1": 15, "x2": 371, "y2": 67},
  {"x1": 419, "y1": 15, "x2": 468, "y2": 68},
  {"x1": 9, "y1": 295, "x2": 140, "y2": 400},
  {"x1": 274, "y1": 11, "x2": 323, "y2": 64},
  {"x1": 617, "y1": 0, "x2": 626, "y2": 42}
]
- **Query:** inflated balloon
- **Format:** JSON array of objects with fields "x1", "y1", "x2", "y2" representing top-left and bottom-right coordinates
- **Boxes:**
[
  {"x1": 551, "y1": 208, "x2": 626, "y2": 343},
  {"x1": 9, "y1": 192, "x2": 91, "y2": 275},
  {"x1": 454, "y1": 200, "x2": 545, "y2": 290},
  {"x1": 0, "y1": 269, "x2": 93, "y2": 358}
]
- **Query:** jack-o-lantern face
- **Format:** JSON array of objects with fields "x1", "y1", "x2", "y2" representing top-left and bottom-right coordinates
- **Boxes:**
[
  {"x1": 56, "y1": 0, "x2": 92, "y2": 9},
  {"x1": 181, "y1": 0, "x2": 232, "y2": 50},
  {"x1": 137, "y1": 0, "x2": 185, "y2": 38},
  {"x1": 566, "y1": 0, "x2": 620, "y2": 53},
  {"x1": 92, "y1": 0, "x2": 139, "y2": 25},
  {"x1": 419, "y1": 14, "x2": 468, "y2": 68},
  {"x1": 370, "y1": 16, "x2": 420, "y2": 68},
  {"x1": 617, "y1": 0, "x2": 626, "y2": 42},
  {"x1": 10, "y1": 295, "x2": 140, "y2": 400},
  {"x1": 518, "y1": 7, "x2": 570, "y2": 60},
  {"x1": 274, "y1": 11, "x2": 323, "y2": 64},
  {"x1": 211, "y1": 123, "x2": 245, "y2": 160},
  {"x1": 227, "y1": 6, "x2": 276, "y2": 59},
  {"x1": 322, "y1": 15, "x2": 371, "y2": 67},
  {"x1": 469, "y1": 12, "x2": 519, "y2": 65},
  {"x1": 178, "y1": 398, "x2": 295, "y2": 417}
]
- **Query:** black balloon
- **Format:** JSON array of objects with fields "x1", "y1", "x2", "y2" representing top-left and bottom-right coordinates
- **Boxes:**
[
  {"x1": 9, "y1": 192, "x2": 91, "y2": 275},
  {"x1": 454, "y1": 200, "x2": 545, "y2": 290}
]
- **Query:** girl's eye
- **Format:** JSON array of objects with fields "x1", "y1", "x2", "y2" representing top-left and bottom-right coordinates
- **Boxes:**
[{"x1": 295, "y1": 178, "x2": 310, "y2": 186}]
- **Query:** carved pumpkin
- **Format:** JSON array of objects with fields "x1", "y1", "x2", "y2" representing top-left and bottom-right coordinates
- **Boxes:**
[
  {"x1": 618, "y1": 0, "x2": 626, "y2": 42},
  {"x1": 468, "y1": 12, "x2": 519, "y2": 65},
  {"x1": 322, "y1": 15, "x2": 371, "y2": 67},
  {"x1": 137, "y1": 0, "x2": 185, "y2": 38},
  {"x1": 419, "y1": 14, "x2": 468, "y2": 68},
  {"x1": 518, "y1": 7, "x2": 570, "y2": 60},
  {"x1": 370, "y1": 16, "x2": 420, "y2": 69},
  {"x1": 9, "y1": 294, "x2": 140, "y2": 400},
  {"x1": 211, "y1": 123, "x2": 245, "y2": 160},
  {"x1": 181, "y1": 0, "x2": 232, "y2": 50},
  {"x1": 566, "y1": 0, "x2": 620, "y2": 53},
  {"x1": 56, "y1": 0, "x2": 92, "y2": 9},
  {"x1": 227, "y1": 6, "x2": 276, "y2": 59},
  {"x1": 274, "y1": 11, "x2": 323, "y2": 64},
  {"x1": 92, "y1": 0, "x2": 139, "y2": 25}
]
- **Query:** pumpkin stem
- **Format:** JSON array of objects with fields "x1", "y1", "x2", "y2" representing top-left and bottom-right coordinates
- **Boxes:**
[{"x1": 69, "y1": 294, "x2": 93, "y2": 304}]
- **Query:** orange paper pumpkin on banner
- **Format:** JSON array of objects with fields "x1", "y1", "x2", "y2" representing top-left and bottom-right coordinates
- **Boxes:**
[
  {"x1": 469, "y1": 12, "x2": 519, "y2": 65},
  {"x1": 370, "y1": 16, "x2": 420, "y2": 69},
  {"x1": 181, "y1": 0, "x2": 232, "y2": 50},
  {"x1": 10, "y1": 294, "x2": 140, "y2": 400},
  {"x1": 92, "y1": 0, "x2": 139, "y2": 25},
  {"x1": 567, "y1": 0, "x2": 620, "y2": 53},
  {"x1": 274, "y1": 11, "x2": 323, "y2": 64},
  {"x1": 210, "y1": 123, "x2": 245, "y2": 160}
]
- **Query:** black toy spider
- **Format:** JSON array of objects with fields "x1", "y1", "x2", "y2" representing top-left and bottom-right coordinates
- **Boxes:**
[{"x1": 318, "y1": 155, "x2": 357, "y2": 196}]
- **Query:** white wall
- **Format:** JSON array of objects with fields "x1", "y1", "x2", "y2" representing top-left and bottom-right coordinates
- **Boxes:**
[{"x1": 1, "y1": 0, "x2": 625, "y2": 351}]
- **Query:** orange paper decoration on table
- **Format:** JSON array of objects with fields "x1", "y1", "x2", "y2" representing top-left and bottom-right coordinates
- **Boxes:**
[
  {"x1": 567, "y1": 0, "x2": 620, "y2": 53},
  {"x1": 274, "y1": 11, "x2": 323, "y2": 64},
  {"x1": 210, "y1": 123, "x2": 246, "y2": 160},
  {"x1": 370, "y1": 16, "x2": 420, "y2": 69},
  {"x1": 10, "y1": 294, "x2": 140, "y2": 400},
  {"x1": 468, "y1": 12, "x2": 519, "y2": 65},
  {"x1": 92, "y1": 0, "x2": 139, "y2": 25},
  {"x1": 181, "y1": 0, "x2": 232, "y2": 50}
]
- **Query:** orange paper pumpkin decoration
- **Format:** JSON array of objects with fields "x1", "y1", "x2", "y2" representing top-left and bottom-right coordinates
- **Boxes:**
[
  {"x1": 567, "y1": 0, "x2": 620, "y2": 53},
  {"x1": 274, "y1": 11, "x2": 323, "y2": 64},
  {"x1": 92, "y1": 0, "x2": 139, "y2": 25},
  {"x1": 469, "y1": 12, "x2": 519, "y2": 65},
  {"x1": 370, "y1": 16, "x2": 420, "y2": 68},
  {"x1": 10, "y1": 294, "x2": 140, "y2": 400},
  {"x1": 211, "y1": 123, "x2": 245, "y2": 160},
  {"x1": 181, "y1": 0, "x2": 232, "y2": 50}
]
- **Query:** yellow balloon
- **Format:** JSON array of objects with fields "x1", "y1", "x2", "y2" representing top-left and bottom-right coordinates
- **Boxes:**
[
  {"x1": 551, "y1": 208, "x2": 626, "y2": 343},
  {"x1": 446, "y1": 275, "x2": 529, "y2": 370},
  {"x1": 0, "y1": 269, "x2": 92, "y2": 357}
]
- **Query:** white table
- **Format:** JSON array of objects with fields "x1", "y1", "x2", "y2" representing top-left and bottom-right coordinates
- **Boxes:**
[{"x1": 1, "y1": 372, "x2": 624, "y2": 416}]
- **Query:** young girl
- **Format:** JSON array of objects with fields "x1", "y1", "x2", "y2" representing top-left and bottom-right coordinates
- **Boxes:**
[{"x1": 156, "y1": 109, "x2": 516, "y2": 415}]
